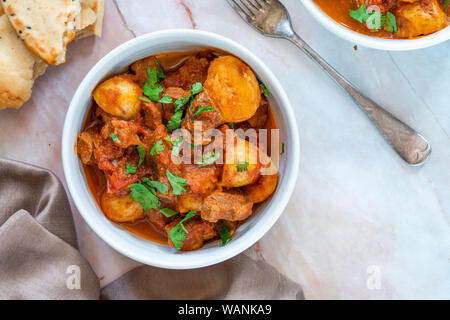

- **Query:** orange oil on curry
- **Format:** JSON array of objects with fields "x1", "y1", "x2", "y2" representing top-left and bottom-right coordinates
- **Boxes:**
[{"x1": 81, "y1": 50, "x2": 279, "y2": 245}]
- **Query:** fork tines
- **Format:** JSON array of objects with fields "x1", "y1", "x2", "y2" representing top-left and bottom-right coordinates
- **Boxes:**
[{"x1": 228, "y1": 0, "x2": 269, "y2": 20}]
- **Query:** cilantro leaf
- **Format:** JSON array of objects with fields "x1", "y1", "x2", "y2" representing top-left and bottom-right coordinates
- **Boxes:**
[
  {"x1": 160, "y1": 208, "x2": 179, "y2": 218},
  {"x1": 109, "y1": 132, "x2": 120, "y2": 143},
  {"x1": 126, "y1": 163, "x2": 137, "y2": 174},
  {"x1": 158, "y1": 94, "x2": 173, "y2": 104},
  {"x1": 174, "y1": 97, "x2": 189, "y2": 111},
  {"x1": 349, "y1": 4, "x2": 369, "y2": 23},
  {"x1": 172, "y1": 137, "x2": 184, "y2": 157},
  {"x1": 137, "y1": 145, "x2": 146, "y2": 167},
  {"x1": 142, "y1": 178, "x2": 169, "y2": 195},
  {"x1": 259, "y1": 82, "x2": 270, "y2": 97},
  {"x1": 150, "y1": 140, "x2": 164, "y2": 156},
  {"x1": 164, "y1": 136, "x2": 174, "y2": 144},
  {"x1": 166, "y1": 169, "x2": 186, "y2": 195},
  {"x1": 191, "y1": 82, "x2": 203, "y2": 95},
  {"x1": 155, "y1": 59, "x2": 166, "y2": 79},
  {"x1": 198, "y1": 151, "x2": 220, "y2": 167},
  {"x1": 193, "y1": 106, "x2": 216, "y2": 117},
  {"x1": 219, "y1": 226, "x2": 232, "y2": 246},
  {"x1": 384, "y1": 11, "x2": 397, "y2": 32},
  {"x1": 142, "y1": 67, "x2": 166, "y2": 102},
  {"x1": 164, "y1": 136, "x2": 183, "y2": 156},
  {"x1": 280, "y1": 142, "x2": 285, "y2": 155},
  {"x1": 129, "y1": 183, "x2": 160, "y2": 211},
  {"x1": 229, "y1": 122, "x2": 235, "y2": 130},
  {"x1": 139, "y1": 96, "x2": 152, "y2": 103},
  {"x1": 167, "y1": 110, "x2": 183, "y2": 132},
  {"x1": 168, "y1": 211, "x2": 196, "y2": 250},
  {"x1": 236, "y1": 162, "x2": 249, "y2": 172},
  {"x1": 446, "y1": 0, "x2": 449, "y2": 13}
]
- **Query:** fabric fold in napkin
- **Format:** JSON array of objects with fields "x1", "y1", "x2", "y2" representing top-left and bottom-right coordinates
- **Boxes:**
[{"x1": 0, "y1": 158, "x2": 303, "y2": 300}]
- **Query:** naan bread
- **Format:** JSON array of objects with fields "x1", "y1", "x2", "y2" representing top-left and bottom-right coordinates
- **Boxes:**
[
  {"x1": 0, "y1": 14, "x2": 46, "y2": 109},
  {"x1": 1, "y1": 0, "x2": 81, "y2": 65},
  {"x1": 75, "y1": 0, "x2": 104, "y2": 39}
]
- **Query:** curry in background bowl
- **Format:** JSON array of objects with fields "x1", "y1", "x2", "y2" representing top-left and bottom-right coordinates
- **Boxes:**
[
  {"x1": 313, "y1": 0, "x2": 449, "y2": 39},
  {"x1": 76, "y1": 49, "x2": 279, "y2": 251}
]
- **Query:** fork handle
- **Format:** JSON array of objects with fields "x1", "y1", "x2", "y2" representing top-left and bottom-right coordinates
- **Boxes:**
[{"x1": 287, "y1": 33, "x2": 431, "y2": 165}]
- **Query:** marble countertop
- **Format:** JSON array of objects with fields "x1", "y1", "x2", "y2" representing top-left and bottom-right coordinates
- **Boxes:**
[{"x1": 1, "y1": 0, "x2": 449, "y2": 299}]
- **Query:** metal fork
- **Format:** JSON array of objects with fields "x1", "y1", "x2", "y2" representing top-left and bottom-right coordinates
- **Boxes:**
[{"x1": 227, "y1": 0, "x2": 431, "y2": 165}]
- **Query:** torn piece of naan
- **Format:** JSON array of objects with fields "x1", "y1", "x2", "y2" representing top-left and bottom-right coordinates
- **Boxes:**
[
  {"x1": 0, "y1": 13, "x2": 46, "y2": 109},
  {"x1": 2, "y1": 0, "x2": 81, "y2": 65}
]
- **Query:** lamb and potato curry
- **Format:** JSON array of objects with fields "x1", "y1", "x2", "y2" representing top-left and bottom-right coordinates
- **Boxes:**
[
  {"x1": 77, "y1": 50, "x2": 279, "y2": 251},
  {"x1": 314, "y1": 0, "x2": 449, "y2": 38}
]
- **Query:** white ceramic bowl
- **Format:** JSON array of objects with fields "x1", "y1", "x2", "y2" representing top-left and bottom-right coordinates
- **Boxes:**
[
  {"x1": 301, "y1": 0, "x2": 450, "y2": 51},
  {"x1": 62, "y1": 29, "x2": 300, "y2": 269}
]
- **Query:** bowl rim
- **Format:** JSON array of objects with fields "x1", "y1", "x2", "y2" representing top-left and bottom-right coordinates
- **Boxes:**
[
  {"x1": 62, "y1": 29, "x2": 300, "y2": 269},
  {"x1": 300, "y1": 0, "x2": 450, "y2": 51}
]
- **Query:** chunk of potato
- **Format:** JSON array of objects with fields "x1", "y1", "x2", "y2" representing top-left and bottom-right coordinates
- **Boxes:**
[
  {"x1": 93, "y1": 75, "x2": 142, "y2": 120},
  {"x1": 243, "y1": 173, "x2": 278, "y2": 203},
  {"x1": 204, "y1": 56, "x2": 260, "y2": 122},
  {"x1": 243, "y1": 151, "x2": 278, "y2": 203},
  {"x1": 222, "y1": 137, "x2": 261, "y2": 188},
  {"x1": 177, "y1": 193, "x2": 203, "y2": 213},
  {"x1": 396, "y1": 0, "x2": 448, "y2": 38},
  {"x1": 100, "y1": 191, "x2": 144, "y2": 223}
]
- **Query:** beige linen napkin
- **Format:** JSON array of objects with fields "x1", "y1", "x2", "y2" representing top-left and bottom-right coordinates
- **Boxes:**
[{"x1": 0, "y1": 158, "x2": 303, "y2": 300}]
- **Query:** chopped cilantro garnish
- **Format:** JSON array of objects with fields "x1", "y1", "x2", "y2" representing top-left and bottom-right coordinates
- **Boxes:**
[
  {"x1": 167, "y1": 110, "x2": 183, "y2": 132},
  {"x1": 154, "y1": 59, "x2": 165, "y2": 78},
  {"x1": 139, "y1": 96, "x2": 152, "y2": 103},
  {"x1": 142, "y1": 178, "x2": 168, "y2": 195},
  {"x1": 164, "y1": 136, "x2": 174, "y2": 144},
  {"x1": 172, "y1": 137, "x2": 184, "y2": 157},
  {"x1": 109, "y1": 132, "x2": 120, "y2": 143},
  {"x1": 174, "y1": 97, "x2": 189, "y2": 111},
  {"x1": 150, "y1": 140, "x2": 164, "y2": 156},
  {"x1": 166, "y1": 169, "x2": 186, "y2": 195},
  {"x1": 126, "y1": 163, "x2": 137, "y2": 174},
  {"x1": 191, "y1": 82, "x2": 203, "y2": 95},
  {"x1": 446, "y1": 0, "x2": 449, "y2": 13},
  {"x1": 164, "y1": 136, "x2": 183, "y2": 156},
  {"x1": 129, "y1": 183, "x2": 160, "y2": 211},
  {"x1": 168, "y1": 211, "x2": 196, "y2": 250},
  {"x1": 259, "y1": 82, "x2": 270, "y2": 97},
  {"x1": 236, "y1": 162, "x2": 249, "y2": 172},
  {"x1": 219, "y1": 226, "x2": 232, "y2": 246},
  {"x1": 193, "y1": 106, "x2": 216, "y2": 117},
  {"x1": 349, "y1": 4, "x2": 397, "y2": 32},
  {"x1": 229, "y1": 122, "x2": 235, "y2": 130},
  {"x1": 160, "y1": 208, "x2": 179, "y2": 218},
  {"x1": 166, "y1": 82, "x2": 204, "y2": 131},
  {"x1": 158, "y1": 94, "x2": 173, "y2": 104},
  {"x1": 142, "y1": 67, "x2": 172, "y2": 103},
  {"x1": 349, "y1": 4, "x2": 369, "y2": 23},
  {"x1": 137, "y1": 145, "x2": 146, "y2": 167},
  {"x1": 280, "y1": 142, "x2": 285, "y2": 155},
  {"x1": 198, "y1": 151, "x2": 220, "y2": 167},
  {"x1": 384, "y1": 11, "x2": 397, "y2": 32}
]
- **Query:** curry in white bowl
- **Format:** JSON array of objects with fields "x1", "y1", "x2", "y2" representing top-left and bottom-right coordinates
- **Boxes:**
[{"x1": 77, "y1": 50, "x2": 280, "y2": 251}]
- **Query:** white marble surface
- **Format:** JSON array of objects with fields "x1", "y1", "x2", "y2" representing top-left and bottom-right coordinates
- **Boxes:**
[{"x1": 0, "y1": 0, "x2": 449, "y2": 299}]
